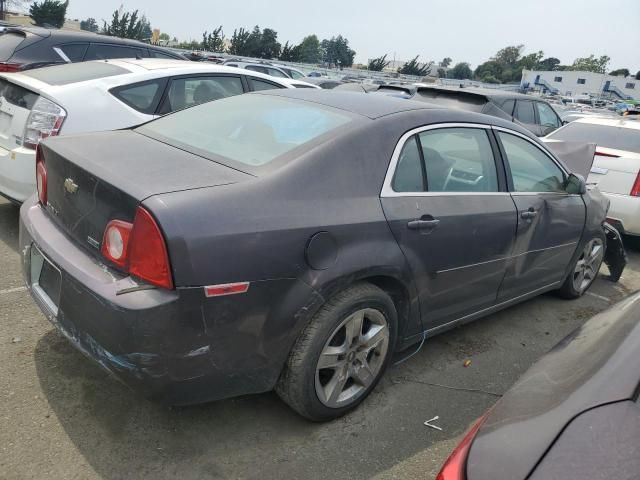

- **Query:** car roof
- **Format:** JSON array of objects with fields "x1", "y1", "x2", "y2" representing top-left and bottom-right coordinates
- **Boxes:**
[
  {"x1": 573, "y1": 116, "x2": 640, "y2": 130},
  {"x1": 9, "y1": 27, "x2": 166, "y2": 48},
  {"x1": 256, "y1": 88, "x2": 454, "y2": 119},
  {"x1": 418, "y1": 85, "x2": 532, "y2": 100}
]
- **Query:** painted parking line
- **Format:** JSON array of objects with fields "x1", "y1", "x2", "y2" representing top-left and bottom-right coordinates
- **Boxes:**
[
  {"x1": 586, "y1": 291, "x2": 611, "y2": 302},
  {"x1": 0, "y1": 286, "x2": 27, "y2": 295}
]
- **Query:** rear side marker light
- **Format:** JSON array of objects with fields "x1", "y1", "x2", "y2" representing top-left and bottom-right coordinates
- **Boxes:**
[
  {"x1": 595, "y1": 150, "x2": 620, "y2": 158},
  {"x1": 631, "y1": 171, "x2": 640, "y2": 197},
  {"x1": 204, "y1": 282, "x2": 250, "y2": 298}
]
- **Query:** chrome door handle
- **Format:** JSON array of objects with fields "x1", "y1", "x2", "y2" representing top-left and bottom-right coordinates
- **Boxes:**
[{"x1": 521, "y1": 210, "x2": 537, "y2": 220}]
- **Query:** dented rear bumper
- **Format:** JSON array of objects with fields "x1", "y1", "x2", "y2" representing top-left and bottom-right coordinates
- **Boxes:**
[{"x1": 19, "y1": 196, "x2": 311, "y2": 405}]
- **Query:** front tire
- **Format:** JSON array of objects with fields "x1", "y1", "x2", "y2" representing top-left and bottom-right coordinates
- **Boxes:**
[
  {"x1": 276, "y1": 283, "x2": 397, "y2": 421},
  {"x1": 557, "y1": 232, "x2": 605, "y2": 299}
]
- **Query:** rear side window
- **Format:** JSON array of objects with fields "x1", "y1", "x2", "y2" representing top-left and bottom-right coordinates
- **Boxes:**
[
  {"x1": 85, "y1": 43, "x2": 147, "y2": 61},
  {"x1": 57, "y1": 43, "x2": 88, "y2": 62},
  {"x1": 499, "y1": 99, "x2": 515, "y2": 115},
  {"x1": 419, "y1": 128, "x2": 499, "y2": 192},
  {"x1": 392, "y1": 136, "x2": 424, "y2": 192},
  {"x1": 111, "y1": 79, "x2": 167, "y2": 114},
  {"x1": 514, "y1": 100, "x2": 536, "y2": 124},
  {"x1": 0, "y1": 32, "x2": 26, "y2": 61},
  {"x1": 137, "y1": 94, "x2": 353, "y2": 169},
  {"x1": 22, "y1": 61, "x2": 129, "y2": 85},
  {"x1": 547, "y1": 122, "x2": 640, "y2": 154},
  {"x1": 266, "y1": 67, "x2": 288, "y2": 78},
  {"x1": 536, "y1": 102, "x2": 560, "y2": 128},
  {"x1": 0, "y1": 78, "x2": 38, "y2": 109},
  {"x1": 162, "y1": 76, "x2": 243, "y2": 112},
  {"x1": 249, "y1": 78, "x2": 284, "y2": 91},
  {"x1": 148, "y1": 49, "x2": 178, "y2": 59},
  {"x1": 289, "y1": 70, "x2": 306, "y2": 80},
  {"x1": 246, "y1": 65, "x2": 267, "y2": 75}
]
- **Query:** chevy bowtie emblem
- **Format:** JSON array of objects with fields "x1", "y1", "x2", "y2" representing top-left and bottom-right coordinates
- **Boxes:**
[{"x1": 63, "y1": 177, "x2": 79, "y2": 194}]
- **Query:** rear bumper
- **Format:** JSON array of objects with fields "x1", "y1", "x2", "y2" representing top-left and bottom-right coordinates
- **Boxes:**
[
  {"x1": 603, "y1": 192, "x2": 640, "y2": 236},
  {"x1": 20, "y1": 196, "x2": 313, "y2": 405},
  {"x1": 0, "y1": 145, "x2": 36, "y2": 203}
]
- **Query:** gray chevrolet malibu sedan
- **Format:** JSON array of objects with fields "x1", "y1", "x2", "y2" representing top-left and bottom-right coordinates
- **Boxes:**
[{"x1": 20, "y1": 90, "x2": 620, "y2": 420}]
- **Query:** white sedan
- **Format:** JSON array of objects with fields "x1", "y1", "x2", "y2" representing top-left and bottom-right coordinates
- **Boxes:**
[
  {"x1": 0, "y1": 59, "x2": 316, "y2": 203},
  {"x1": 546, "y1": 117, "x2": 640, "y2": 235}
]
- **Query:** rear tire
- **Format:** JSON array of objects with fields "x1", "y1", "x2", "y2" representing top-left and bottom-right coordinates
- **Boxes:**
[
  {"x1": 557, "y1": 231, "x2": 605, "y2": 299},
  {"x1": 276, "y1": 283, "x2": 397, "y2": 421}
]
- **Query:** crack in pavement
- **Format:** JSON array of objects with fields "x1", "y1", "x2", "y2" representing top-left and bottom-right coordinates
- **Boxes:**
[{"x1": 391, "y1": 376, "x2": 504, "y2": 398}]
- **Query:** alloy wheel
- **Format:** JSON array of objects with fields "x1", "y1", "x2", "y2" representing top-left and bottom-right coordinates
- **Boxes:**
[
  {"x1": 315, "y1": 308, "x2": 389, "y2": 408},
  {"x1": 572, "y1": 238, "x2": 604, "y2": 293}
]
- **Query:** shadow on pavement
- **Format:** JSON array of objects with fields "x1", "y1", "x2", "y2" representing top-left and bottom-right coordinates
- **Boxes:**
[{"x1": 0, "y1": 199, "x2": 20, "y2": 253}]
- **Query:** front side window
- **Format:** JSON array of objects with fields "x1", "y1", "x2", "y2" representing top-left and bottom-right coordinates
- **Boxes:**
[
  {"x1": 148, "y1": 49, "x2": 179, "y2": 59},
  {"x1": 85, "y1": 43, "x2": 147, "y2": 61},
  {"x1": 137, "y1": 94, "x2": 353, "y2": 169},
  {"x1": 164, "y1": 76, "x2": 243, "y2": 112},
  {"x1": 266, "y1": 68, "x2": 288, "y2": 78},
  {"x1": 514, "y1": 100, "x2": 536, "y2": 124},
  {"x1": 111, "y1": 79, "x2": 166, "y2": 114},
  {"x1": 499, "y1": 99, "x2": 515, "y2": 115},
  {"x1": 498, "y1": 132, "x2": 565, "y2": 193},
  {"x1": 536, "y1": 102, "x2": 560, "y2": 128},
  {"x1": 419, "y1": 128, "x2": 499, "y2": 192}
]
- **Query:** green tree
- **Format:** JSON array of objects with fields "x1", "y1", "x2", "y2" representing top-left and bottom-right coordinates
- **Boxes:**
[
  {"x1": 321, "y1": 35, "x2": 355, "y2": 67},
  {"x1": 244, "y1": 25, "x2": 263, "y2": 57},
  {"x1": 518, "y1": 50, "x2": 544, "y2": 70},
  {"x1": 571, "y1": 54, "x2": 610, "y2": 74},
  {"x1": 227, "y1": 27, "x2": 251, "y2": 56},
  {"x1": 440, "y1": 57, "x2": 452, "y2": 68},
  {"x1": 298, "y1": 35, "x2": 321, "y2": 63},
  {"x1": 29, "y1": 0, "x2": 68, "y2": 28},
  {"x1": 279, "y1": 41, "x2": 301, "y2": 62},
  {"x1": 159, "y1": 32, "x2": 170, "y2": 41},
  {"x1": 493, "y1": 45, "x2": 524, "y2": 66},
  {"x1": 609, "y1": 68, "x2": 630, "y2": 77},
  {"x1": 202, "y1": 26, "x2": 225, "y2": 52},
  {"x1": 258, "y1": 28, "x2": 281, "y2": 58},
  {"x1": 539, "y1": 57, "x2": 561, "y2": 71},
  {"x1": 368, "y1": 54, "x2": 389, "y2": 71},
  {"x1": 437, "y1": 68, "x2": 446, "y2": 78},
  {"x1": 474, "y1": 60, "x2": 502, "y2": 82},
  {"x1": 102, "y1": 9, "x2": 149, "y2": 40},
  {"x1": 398, "y1": 56, "x2": 432, "y2": 76},
  {"x1": 177, "y1": 40, "x2": 201, "y2": 50},
  {"x1": 80, "y1": 17, "x2": 99, "y2": 33},
  {"x1": 450, "y1": 62, "x2": 472, "y2": 79}
]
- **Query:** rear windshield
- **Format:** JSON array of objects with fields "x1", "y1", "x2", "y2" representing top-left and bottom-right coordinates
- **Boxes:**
[
  {"x1": 0, "y1": 32, "x2": 26, "y2": 61},
  {"x1": 548, "y1": 122, "x2": 640, "y2": 154},
  {"x1": 416, "y1": 90, "x2": 487, "y2": 112},
  {"x1": 22, "y1": 61, "x2": 129, "y2": 86},
  {"x1": 0, "y1": 78, "x2": 38, "y2": 109},
  {"x1": 137, "y1": 93, "x2": 353, "y2": 169}
]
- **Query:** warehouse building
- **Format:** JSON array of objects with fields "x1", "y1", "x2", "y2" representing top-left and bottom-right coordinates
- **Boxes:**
[{"x1": 521, "y1": 69, "x2": 638, "y2": 101}]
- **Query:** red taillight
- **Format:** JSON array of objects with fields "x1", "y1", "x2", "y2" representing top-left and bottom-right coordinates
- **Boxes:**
[
  {"x1": 101, "y1": 220, "x2": 133, "y2": 269},
  {"x1": 0, "y1": 62, "x2": 23, "y2": 72},
  {"x1": 101, "y1": 207, "x2": 173, "y2": 289},
  {"x1": 631, "y1": 171, "x2": 640, "y2": 197},
  {"x1": 35, "y1": 145, "x2": 47, "y2": 205},
  {"x1": 128, "y1": 207, "x2": 173, "y2": 289},
  {"x1": 436, "y1": 413, "x2": 490, "y2": 480}
]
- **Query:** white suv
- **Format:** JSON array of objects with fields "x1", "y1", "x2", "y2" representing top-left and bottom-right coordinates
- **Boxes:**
[{"x1": 0, "y1": 59, "x2": 298, "y2": 203}]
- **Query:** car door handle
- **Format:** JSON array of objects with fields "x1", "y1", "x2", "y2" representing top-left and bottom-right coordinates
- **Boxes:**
[
  {"x1": 521, "y1": 209, "x2": 537, "y2": 220},
  {"x1": 407, "y1": 218, "x2": 440, "y2": 230}
]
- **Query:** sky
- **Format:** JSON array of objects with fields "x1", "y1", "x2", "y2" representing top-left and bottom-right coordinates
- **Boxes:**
[{"x1": 65, "y1": 0, "x2": 640, "y2": 72}]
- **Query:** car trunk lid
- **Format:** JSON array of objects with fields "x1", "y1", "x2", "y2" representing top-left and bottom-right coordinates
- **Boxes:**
[
  {"x1": 40, "y1": 130, "x2": 252, "y2": 256},
  {"x1": 588, "y1": 146, "x2": 640, "y2": 195}
]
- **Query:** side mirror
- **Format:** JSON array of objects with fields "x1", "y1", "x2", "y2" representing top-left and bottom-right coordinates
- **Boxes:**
[
  {"x1": 565, "y1": 173, "x2": 587, "y2": 195},
  {"x1": 562, "y1": 120, "x2": 569, "y2": 125}
]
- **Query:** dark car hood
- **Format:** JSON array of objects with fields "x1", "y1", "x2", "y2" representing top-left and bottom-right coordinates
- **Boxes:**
[{"x1": 467, "y1": 292, "x2": 640, "y2": 480}]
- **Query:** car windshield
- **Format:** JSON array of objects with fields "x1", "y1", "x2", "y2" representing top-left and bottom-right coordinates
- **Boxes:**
[
  {"x1": 548, "y1": 122, "x2": 640, "y2": 154},
  {"x1": 137, "y1": 93, "x2": 353, "y2": 169}
]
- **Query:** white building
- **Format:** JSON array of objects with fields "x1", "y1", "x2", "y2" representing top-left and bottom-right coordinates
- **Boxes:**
[{"x1": 521, "y1": 69, "x2": 638, "y2": 101}]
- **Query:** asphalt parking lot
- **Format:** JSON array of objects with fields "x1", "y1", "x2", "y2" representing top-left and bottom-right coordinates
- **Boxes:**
[{"x1": 1, "y1": 195, "x2": 639, "y2": 480}]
